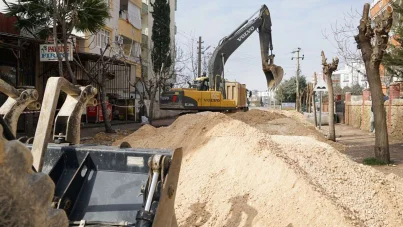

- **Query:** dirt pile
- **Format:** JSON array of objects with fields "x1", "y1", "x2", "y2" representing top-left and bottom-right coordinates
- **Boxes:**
[
  {"x1": 115, "y1": 110, "x2": 403, "y2": 227},
  {"x1": 230, "y1": 109, "x2": 344, "y2": 151},
  {"x1": 81, "y1": 129, "x2": 133, "y2": 145},
  {"x1": 228, "y1": 109, "x2": 285, "y2": 126}
]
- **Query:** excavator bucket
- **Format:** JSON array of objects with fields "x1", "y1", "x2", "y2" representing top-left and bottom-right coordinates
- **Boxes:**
[{"x1": 264, "y1": 64, "x2": 284, "y2": 90}]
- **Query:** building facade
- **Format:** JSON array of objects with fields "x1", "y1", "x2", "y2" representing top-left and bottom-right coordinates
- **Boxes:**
[
  {"x1": 370, "y1": 0, "x2": 400, "y2": 92},
  {"x1": 333, "y1": 63, "x2": 369, "y2": 89},
  {"x1": 140, "y1": 0, "x2": 177, "y2": 87},
  {"x1": 72, "y1": 0, "x2": 143, "y2": 100}
]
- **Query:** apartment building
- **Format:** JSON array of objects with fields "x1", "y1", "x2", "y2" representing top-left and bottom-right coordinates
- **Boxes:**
[
  {"x1": 140, "y1": 0, "x2": 177, "y2": 86},
  {"x1": 73, "y1": 0, "x2": 143, "y2": 100},
  {"x1": 333, "y1": 63, "x2": 369, "y2": 89}
]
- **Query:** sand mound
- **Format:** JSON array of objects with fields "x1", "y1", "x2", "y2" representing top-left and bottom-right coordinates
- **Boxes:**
[
  {"x1": 228, "y1": 109, "x2": 285, "y2": 125},
  {"x1": 115, "y1": 110, "x2": 403, "y2": 226},
  {"x1": 229, "y1": 110, "x2": 344, "y2": 152}
]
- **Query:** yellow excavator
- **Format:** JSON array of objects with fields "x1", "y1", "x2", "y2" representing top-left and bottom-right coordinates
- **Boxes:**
[{"x1": 160, "y1": 4, "x2": 283, "y2": 112}]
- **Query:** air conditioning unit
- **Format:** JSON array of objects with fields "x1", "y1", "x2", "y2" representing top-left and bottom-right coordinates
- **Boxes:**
[{"x1": 142, "y1": 28, "x2": 149, "y2": 36}]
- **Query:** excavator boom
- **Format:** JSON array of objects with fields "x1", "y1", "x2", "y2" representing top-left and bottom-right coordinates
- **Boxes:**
[{"x1": 208, "y1": 4, "x2": 283, "y2": 94}]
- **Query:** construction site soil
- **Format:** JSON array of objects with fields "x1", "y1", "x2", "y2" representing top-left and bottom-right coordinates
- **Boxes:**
[
  {"x1": 114, "y1": 109, "x2": 403, "y2": 227},
  {"x1": 81, "y1": 129, "x2": 133, "y2": 145}
]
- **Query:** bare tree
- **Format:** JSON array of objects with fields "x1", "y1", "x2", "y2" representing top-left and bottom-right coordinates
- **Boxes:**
[
  {"x1": 131, "y1": 43, "x2": 186, "y2": 124},
  {"x1": 185, "y1": 34, "x2": 199, "y2": 80},
  {"x1": 202, "y1": 51, "x2": 213, "y2": 75},
  {"x1": 321, "y1": 51, "x2": 339, "y2": 141},
  {"x1": 173, "y1": 47, "x2": 193, "y2": 88},
  {"x1": 354, "y1": 3, "x2": 393, "y2": 163},
  {"x1": 323, "y1": 4, "x2": 393, "y2": 163},
  {"x1": 72, "y1": 42, "x2": 121, "y2": 133}
]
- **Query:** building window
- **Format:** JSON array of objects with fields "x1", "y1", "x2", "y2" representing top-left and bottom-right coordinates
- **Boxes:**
[{"x1": 96, "y1": 29, "x2": 110, "y2": 49}]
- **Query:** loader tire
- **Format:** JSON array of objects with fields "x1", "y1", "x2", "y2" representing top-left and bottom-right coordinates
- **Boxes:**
[{"x1": 0, "y1": 125, "x2": 68, "y2": 227}]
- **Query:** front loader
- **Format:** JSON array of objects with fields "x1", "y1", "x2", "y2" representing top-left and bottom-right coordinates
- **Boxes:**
[{"x1": 0, "y1": 77, "x2": 182, "y2": 227}]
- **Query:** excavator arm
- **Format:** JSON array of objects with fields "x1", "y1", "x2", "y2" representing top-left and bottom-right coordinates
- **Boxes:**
[{"x1": 208, "y1": 4, "x2": 283, "y2": 97}]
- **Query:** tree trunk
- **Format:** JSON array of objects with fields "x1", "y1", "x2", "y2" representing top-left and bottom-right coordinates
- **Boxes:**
[
  {"x1": 313, "y1": 91, "x2": 317, "y2": 127},
  {"x1": 52, "y1": 1, "x2": 63, "y2": 78},
  {"x1": 60, "y1": 18, "x2": 77, "y2": 85},
  {"x1": 367, "y1": 65, "x2": 390, "y2": 163},
  {"x1": 305, "y1": 90, "x2": 309, "y2": 112},
  {"x1": 299, "y1": 91, "x2": 304, "y2": 112},
  {"x1": 100, "y1": 87, "x2": 114, "y2": 133},
  {"x1": 148, "y1": 89, "x2": 157, "y2": 125},
  {"x1": 354, "y1": 3, "x2": 391, "y2": 163},
  {"x1": 326, "y1": 75, "x2": 336, "y2": 141},
  {"x1": 296, "y1": 94, "x2": 300, "y2": 112},
  {"x1": 307, "y1": 84, "x2": 312, "y2": 113}
]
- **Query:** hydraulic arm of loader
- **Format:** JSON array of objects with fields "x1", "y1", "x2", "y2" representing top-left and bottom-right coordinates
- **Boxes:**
[
  {"x1": 23, "y1": 77, "x2": 182, "y2": 227},
  {"x1": 31, "y1": 77, "x2": 98, "y2": 172},
  {"x1": 0, "y1": 79, "x2": 41, "y2": 137},
  {"x1": 208, "y1": 4, "x2": 284, "y2": 97}
]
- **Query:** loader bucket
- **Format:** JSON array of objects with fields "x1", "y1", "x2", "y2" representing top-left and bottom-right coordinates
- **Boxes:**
[
  {"x1": 33, "y1": 144, "x2": 183, "y2": 227},
  {"x1": 264, "y1": 64, "x2": 284, "y2": 90}
]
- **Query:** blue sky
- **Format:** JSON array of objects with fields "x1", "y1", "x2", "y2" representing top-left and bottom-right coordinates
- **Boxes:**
[{"x1": 176, "y1": 0, "x2": 370, "y2": 91}]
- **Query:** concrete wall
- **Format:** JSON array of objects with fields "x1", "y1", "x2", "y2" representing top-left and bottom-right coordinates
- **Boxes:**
[
  {"x1": 386, "y1": 99, "x2": 403, "y2": 139},
  {"x1": 344, "y1": 84, "x2": 403, "y2": 140}
]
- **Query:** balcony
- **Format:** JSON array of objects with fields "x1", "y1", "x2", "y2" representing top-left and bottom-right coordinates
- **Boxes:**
[
  {"x1": 120, "y1": 36, "x2": 141, "y2": 62},
  {"x1": 141, "y1": 34, "x2": 148, "y2": 49},
  {"x1": 118, "y1": 19, "x2": 141, "y2": 42},
  {"x1": 142, "y1": 2, "x2": 148, "y2": 15}
]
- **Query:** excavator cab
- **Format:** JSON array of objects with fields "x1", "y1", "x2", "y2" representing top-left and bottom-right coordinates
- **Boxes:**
[{"x1": 191, "y1": 77, "x2": 210, "y2": 91}]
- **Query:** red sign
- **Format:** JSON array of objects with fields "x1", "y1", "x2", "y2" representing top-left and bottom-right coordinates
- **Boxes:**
[
  {"x1": 87, "y1": 106, "x2": 97, "y2": 117},
  {"x1": 98, "y1": 104, "x2": 112, "y2": 122},
  {"x1": 86, "y1": 103, "x2": 112, "y2": 122}
]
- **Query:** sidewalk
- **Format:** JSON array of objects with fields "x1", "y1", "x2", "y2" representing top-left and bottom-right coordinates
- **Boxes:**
[{"x1": 320, "y1": 124, "x2": 403, "y2": 178}]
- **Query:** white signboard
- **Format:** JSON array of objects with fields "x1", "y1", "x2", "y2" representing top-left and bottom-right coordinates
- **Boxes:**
[
  {"x1": 40, "y1": 44, "x2": 73, "y2": 61},
  {"x1": 314, "y1": 78, "x2": 328, "y2": 92},
  {"x1": 314, "y1": 84, "x2": 327, "y2": 92}
]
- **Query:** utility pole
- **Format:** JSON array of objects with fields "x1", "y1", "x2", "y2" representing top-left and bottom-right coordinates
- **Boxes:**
[
  {"x1": 291, "y1": 47, "x2": 304, "y2": 112},
  {"x1": 197, "y1": 36, "x2": 204, "y2": 77}
]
